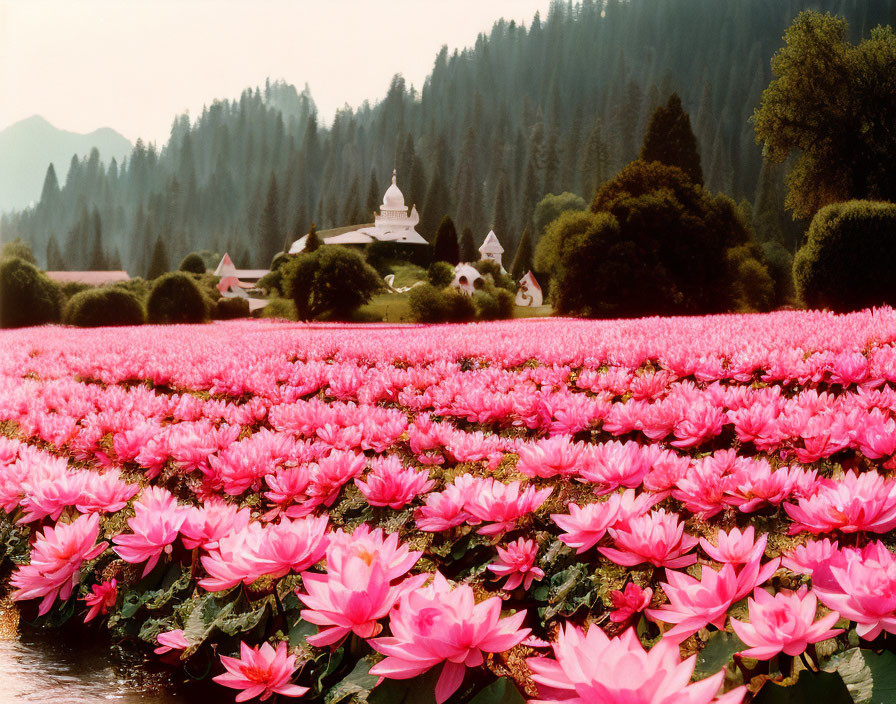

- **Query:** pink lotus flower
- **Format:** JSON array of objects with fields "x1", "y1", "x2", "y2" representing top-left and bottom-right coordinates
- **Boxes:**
[
  {"x1": 82, "y1": 578, "x2": 117, "y2": 623},
  {"x1": 647, "y1": 551, "x2": 780, "y2": 642},
  {"x1": 599, "y1": 509, "x2": 698, "y2": 569},
  {"x1": 154, "y1": 628, "x2": 191, "y2": 654},
  {"x1": 369, "y1": 572, "x2": 529, "y2": 704},
  {"x1": 488, "y1": 538, "x2": 545, "y2": 590},
  {"x1": 526, "y1": 624, "x2": 745, "y2": 704},
  {"x1": 354, "y1": 456, "x2": 435, "y2": 509},
  {"x1": 414, "y1": 484, "x2": 470, "y2": 532},
  {"x1": 180, "y1": 500, "x2": 252, "y2": 551},
  {"x1": 730, "y1": 586, "x2": 842, "y2": 660},
  {"x1": 326, "y1": 525, "x2": 422, "y2": 580},
  {"x1": 609, "y1": 583, "x2": 652, "y2": 624},
  {"x1": 464, "y1": 479, "x2": 552, "y2": 535},
  {"x1": 812, "y1": 542, "x2": 896, "y2": 640},
  {"x1": 250, "y1": 515, "x2": 329, "y2": 580},
  {"x1": 699, "y1": 526, "x2": 766, "y2": 565},
  {"x1": 782, "y1": 538, "x2": 839, "y2": 575},
  {"x1": 199, "y1": 522, "x2": 266, "y2": 592},
  {"x1": 306, "y1": 450, "x2": 366, "y2": 507},
  {"x1": 785, "y1": 470, "x2": 896, "y2": 534},
  {"x1": 552, "y1": 490, "x2": 657, "y2": 554},
  {"x1": 11, "y1": 512, "x2": 108, "y2": 615},
  {"x1": 75, "y1": 469, "x2": 141, "y2": 515},
  {"x1": 515, "y1": 436, "x2": 586, "y2": 478},
  {"x1": 213, "y1": 640, "x2": 308, "y2": 701},
  {"x1": 112, "y1": 487, "x2": 186, "y2": 577}
]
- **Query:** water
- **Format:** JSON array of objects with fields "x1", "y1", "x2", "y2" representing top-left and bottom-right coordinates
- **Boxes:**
[{"x1": 0, "y1": 627, "x2": 231, "y2": 704}]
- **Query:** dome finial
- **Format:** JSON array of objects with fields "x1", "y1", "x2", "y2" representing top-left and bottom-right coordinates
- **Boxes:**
[{"x1": 392, "y1": 168, "x2": 397, "y2": 185}]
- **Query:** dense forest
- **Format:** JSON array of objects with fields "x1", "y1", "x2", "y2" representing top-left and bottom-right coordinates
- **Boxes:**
[{"x1": 3, "y1": 0, "x2": 894, "y2": 275}]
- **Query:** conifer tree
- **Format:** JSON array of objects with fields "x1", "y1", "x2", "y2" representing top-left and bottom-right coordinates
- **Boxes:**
[
  {"x1": 640, "y1": 92, "x2": 704, "y2": 185},
  {"x1": 89, "y1": 207, "x2": 108, "y2": 270},
  {"x1": 305, "y1": 223, "x2": 322, "y2": 253},
  {"x1": 459, "y1": 226, "x2": 477, "y2": 263},
  {"x1": 147, "y1": 236, "x2": 170, "y2": 279},
  {"x1": 260, "y1": 172, "x2": 281, "y2": 263},
  {"x1": 433, "y1": 215, "x2": 460, "y2": 265},
  {"x1": 365, "y1": 169, "x2": 380, "y2": 218},
  {"x1": 492, "y1": 171, "x2": 512, "y2": 246},
  {"x1": 45, "y1": 234, "x2": 64, "y2": 271},
  {"x1": 511, "y1": 223, "x2": 534, "y2": 280}
]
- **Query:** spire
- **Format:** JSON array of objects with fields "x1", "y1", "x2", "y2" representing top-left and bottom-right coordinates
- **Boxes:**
[{"x1": 392, "y1": 168, "x2": 397, "y2": 186}]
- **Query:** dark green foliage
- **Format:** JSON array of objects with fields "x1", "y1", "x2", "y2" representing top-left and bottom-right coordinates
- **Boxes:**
[
  {"x1": 178, "y1": 252, "x2": 206, "y2": 274},
  {"x1": 260, "y1": 172, "x2": 282, "y2": 264},
  {"x1": 761, "y1": 240, "x2": 796, "y2": 306},
  {"x1": 0, "y1": 257, "x2": 62, "y2": 328},
  {"x1": 473, "y1": 286, "x2": 515, "y2": 320},
  {"x1": 459, "y1": 227, "x2": 477, "y2": 262},
  {"x1": 59, "y1": 280, "x2": 92, "y2": 301},
  {"x1": 408, "y1": 284, "x2": 476, "y2": 323},
  {"x1": 270, "y1": 252, "x2": 290, "y2": 271},
  {"x1": 304, "y1": 223, "x2": 322, "y2": 253},
  {"x1": 473, "y1": 259, "x2": 515, "y2": 292},
  {"x1": 427, "y1": 261, "x2": 454, "y2": 288},
  {"x1": 146, "y1": 271, "x2": 209, "y2": 324},
  {"x1": 366, "y1": 240, "x2": 432, "y2": 274},
  {"x1": 1, "y1": 239, "x2": 37, "y2": 265},
  {"x1": 727, "y1": 243, "x2": 776, "y2": 312},
  {"x1": 261, "y1": 297, "x2": 298, "y2": 321},
  {"x1": 213, "y1": 297, "x2": 250, "y2": 320},
  {"x1": 510, "y1": 224, "x2": 534, "y2": 280},
  {"x1": 433, "y1": 215, "x2": 460, "y2": 265},
  {"x1": 640, "y1": 92, "x2": 704, "y2": 185},
  {"x1": 63, "y1": 287, "x2": 145, "y2": 327},
  {"x1": 536, "y1": 160, "x2": 770, "y2": 317},
  {"x1": 147, "y1": 237, "x2": 169, "y2": 279},
  {"x1": 284, "y1": 245, "x2": 383, "y2": 320},
  {"x1": 754, "y1": 11, "x2": 896, "y2": 218},
  {"x1": 533, "y1": 193, "x2": 587, "y2": 238},
  {"x1": 794, "y1": 200, "x2": 896, "y2": 311},
  {"x1": 45, "y1": 235, "x2": 64, "y2": 271}
]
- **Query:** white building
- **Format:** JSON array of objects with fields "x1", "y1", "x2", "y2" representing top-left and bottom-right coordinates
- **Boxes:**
[
  {"x1": 289, "y1": 169, "x2": 428, "y2": 254},
  {"x1": 451, "y1": 263, "x2": 484, "y2": 295},
  {"x1": 515, "y1": 270, "x2": 543, "y2": 307},
  {"x1": 478, "y1": 230, "x2": 504, "y2": 269}
]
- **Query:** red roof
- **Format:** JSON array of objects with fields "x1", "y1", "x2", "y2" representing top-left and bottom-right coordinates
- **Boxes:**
[{"x1": 45, "y1": 271, "x2": 131, "y2": 286}]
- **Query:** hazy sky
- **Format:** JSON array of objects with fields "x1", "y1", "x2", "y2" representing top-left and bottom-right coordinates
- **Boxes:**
[{"x1": 0, "y1": 0, "x2": 553, "y2": 145}]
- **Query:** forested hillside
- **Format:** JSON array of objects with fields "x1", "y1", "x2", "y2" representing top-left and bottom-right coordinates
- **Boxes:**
[{"x1": 3, "y1": 0, "x2": 893, "y2": 274}]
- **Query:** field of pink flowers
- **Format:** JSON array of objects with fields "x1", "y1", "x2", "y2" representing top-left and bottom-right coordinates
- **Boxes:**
[{"x1": 3, "y1": 311, "x2": 896, "y2": 703}]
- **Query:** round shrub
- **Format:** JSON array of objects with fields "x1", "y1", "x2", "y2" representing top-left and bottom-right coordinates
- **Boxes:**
[
  {"x1": 146, "y1": 272, "x2": 209, "y2": 324},
  {"x1": 409, "y1": 284, "x2": 476, "y2": 323},
  {"x1": 473, "y1": 259, "x2": 516, "y2": 291},
  {"x1": 213, "y1": 297, "x2": 250, "y2": 320},
  {"x1": 427, "y1": 261, "x2": 454, "y2": 288},
  {"x1": 64, "y1": 287, "x2": 145, "y2": 327},
  {"x1": 473, "y1": 285, "x2": 516, "y2": 320},
  {"x1": 0, "y1": 257, "x2": 61, "y2": 328},
  {"x1": 794, "y1": 200, "x2": 896, "y2": 311},
  {"x1": 179, "y1": 253, "x2": 207, "y2": 274}
]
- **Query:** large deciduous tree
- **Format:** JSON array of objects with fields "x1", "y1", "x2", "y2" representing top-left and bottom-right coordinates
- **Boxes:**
[{"x1": 753, "y1": 11, "x2": 896, "y2": 218}]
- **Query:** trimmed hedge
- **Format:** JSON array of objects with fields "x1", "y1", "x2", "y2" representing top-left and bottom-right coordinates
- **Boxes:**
[
  {"x1": 179, "y1": 253, "x2": 207, "y2": 274},
  {"x1": 0, "y1": 257, "x2": 61, "y2": 328},
  {"x1": 213, "y1": 297, "x2": 250, "y2": 320},
  {"x1": 64, "y1": 287, "x2": 145, "y2": 327},
  {"x1": 146, "y1": 272, "x2": 209, "y2": 324},
  {"x1": 794, "y1": 200, "x2": 896, "y2": 311},
  {"x1": 408, "y1": 284, "x2": 477, "y2": 323}
]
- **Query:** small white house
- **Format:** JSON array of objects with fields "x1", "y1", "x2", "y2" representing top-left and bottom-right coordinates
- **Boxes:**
[
  {"x1": 451, "y1": 263, "x2": 484, "y2": 295},
  {"x1": 515, "y1": 270, "x2": 543, "y2": 307},
  {"x1": 478, "y1": 230, "x2": 504, "y2": 269}
]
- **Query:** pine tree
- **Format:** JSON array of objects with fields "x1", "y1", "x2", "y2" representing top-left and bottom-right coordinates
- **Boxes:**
[
  {"x1": 147, "y1": 236, "x2": 170, "y2": 279},
  {"x1": 640, "y1": 92, "x2": 704, "y2": 186},
  {"x1": 305, "y1": 223, "x2": 322, "y2": 253},
  {"x1": 260, "y1": 172, "x2": 282, "y2": 261},
  {"x1": 510, "y1": 223, "x2": 534, "y2": 280},
  {"x1": 433, "y1": 215, "x2": 460, "y2": 265},
  {"x1": 543, "y1": 131, "x2": 560, "y2": 197},
  {"x1": 492, "y1": 171, "x2": 512, "y2": 246},
  {"x1": 45, "y1": 234, "x2": 64, "y2": 270},
  {"x1": 88, "y1": 207, "x2": 108, "y2": 270},
  {"x1": 365, "y1": 169, "x2": 380, "y2": 218},
  {"x1": 580, "y1": 118, "x2": 609, "y2": 201},
  {"x1": 39, "y1": 164, "x2": 61, "y2": 206},
  {"x1": 421, "y1": 169, "x2": 448, "y2": 239},
  {"x1": 459, "y1": 226, "x2": 477, "y2": 263}
]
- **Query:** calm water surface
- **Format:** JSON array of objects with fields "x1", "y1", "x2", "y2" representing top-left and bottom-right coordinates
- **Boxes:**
[{"x1": 0, "y1": 626, "x2": 230, "y2": 704}]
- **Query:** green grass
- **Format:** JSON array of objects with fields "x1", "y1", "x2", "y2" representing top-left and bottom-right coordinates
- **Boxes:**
[
  {"x1": 386, "y1": 262, "x2": 427, "y2": 289},
  {"x1": 357, "y1": 292, "x2": 414, "y2": 322},
  {"x1": 513, "y1": 304, "x2": 554, "y2": 318}
]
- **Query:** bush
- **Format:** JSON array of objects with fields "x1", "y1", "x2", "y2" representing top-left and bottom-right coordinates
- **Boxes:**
[
  {"x1": 427, "y1": 261, "x2": 454, "y2": 288},
  {"x1": 59, "y1": 280, "x2": 93, "y2": 301},
  {"x1": 270, "y1": 252, "x2": 290, "y2": 271},
  {"x1": 473, "y1": 286, "x2": 515, "y2": 320},
  {"x1": 408, "y1": 284, "x2": 476, "y2": 323},
  {"x1": 727, "y1": 244, "x2": 775, "y2": 312},
  {"x1": 179, "y1": 253, "x2": 207, "y2": 274},
  {"x1": 472, "y1": 259, "x2": 516, "y2": 292},
  {"x1": 213, "y1": 297, "x2": 250, "y2": 320},
  {"x1": 63, "y1": 287, "x2": 145, "y2": 327},
  {"x1": 261, "y1": 297, "x2": 298, "y2": 321},
  {"x1": 794, "y1": 200, "x2": 896, "y2": 311},
  {"x1": 0, "y1": 257, "x2": 61, "y2": 328},
  {"x1": 284, "y1": 246, "x2": 384, "y2": 321},
  {"x1": 146, "y1": 272, "x2": 209, "y2": 324}
]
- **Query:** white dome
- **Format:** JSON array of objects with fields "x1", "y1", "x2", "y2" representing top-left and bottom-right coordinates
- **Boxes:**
[{"x1": 381, "y1": 169, "x2": 406, "y2": 210}]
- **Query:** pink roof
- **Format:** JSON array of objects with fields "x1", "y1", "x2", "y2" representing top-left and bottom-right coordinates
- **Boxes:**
[{"x1": 45, "y1": 271, "x2": 131, "y2": 286}]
